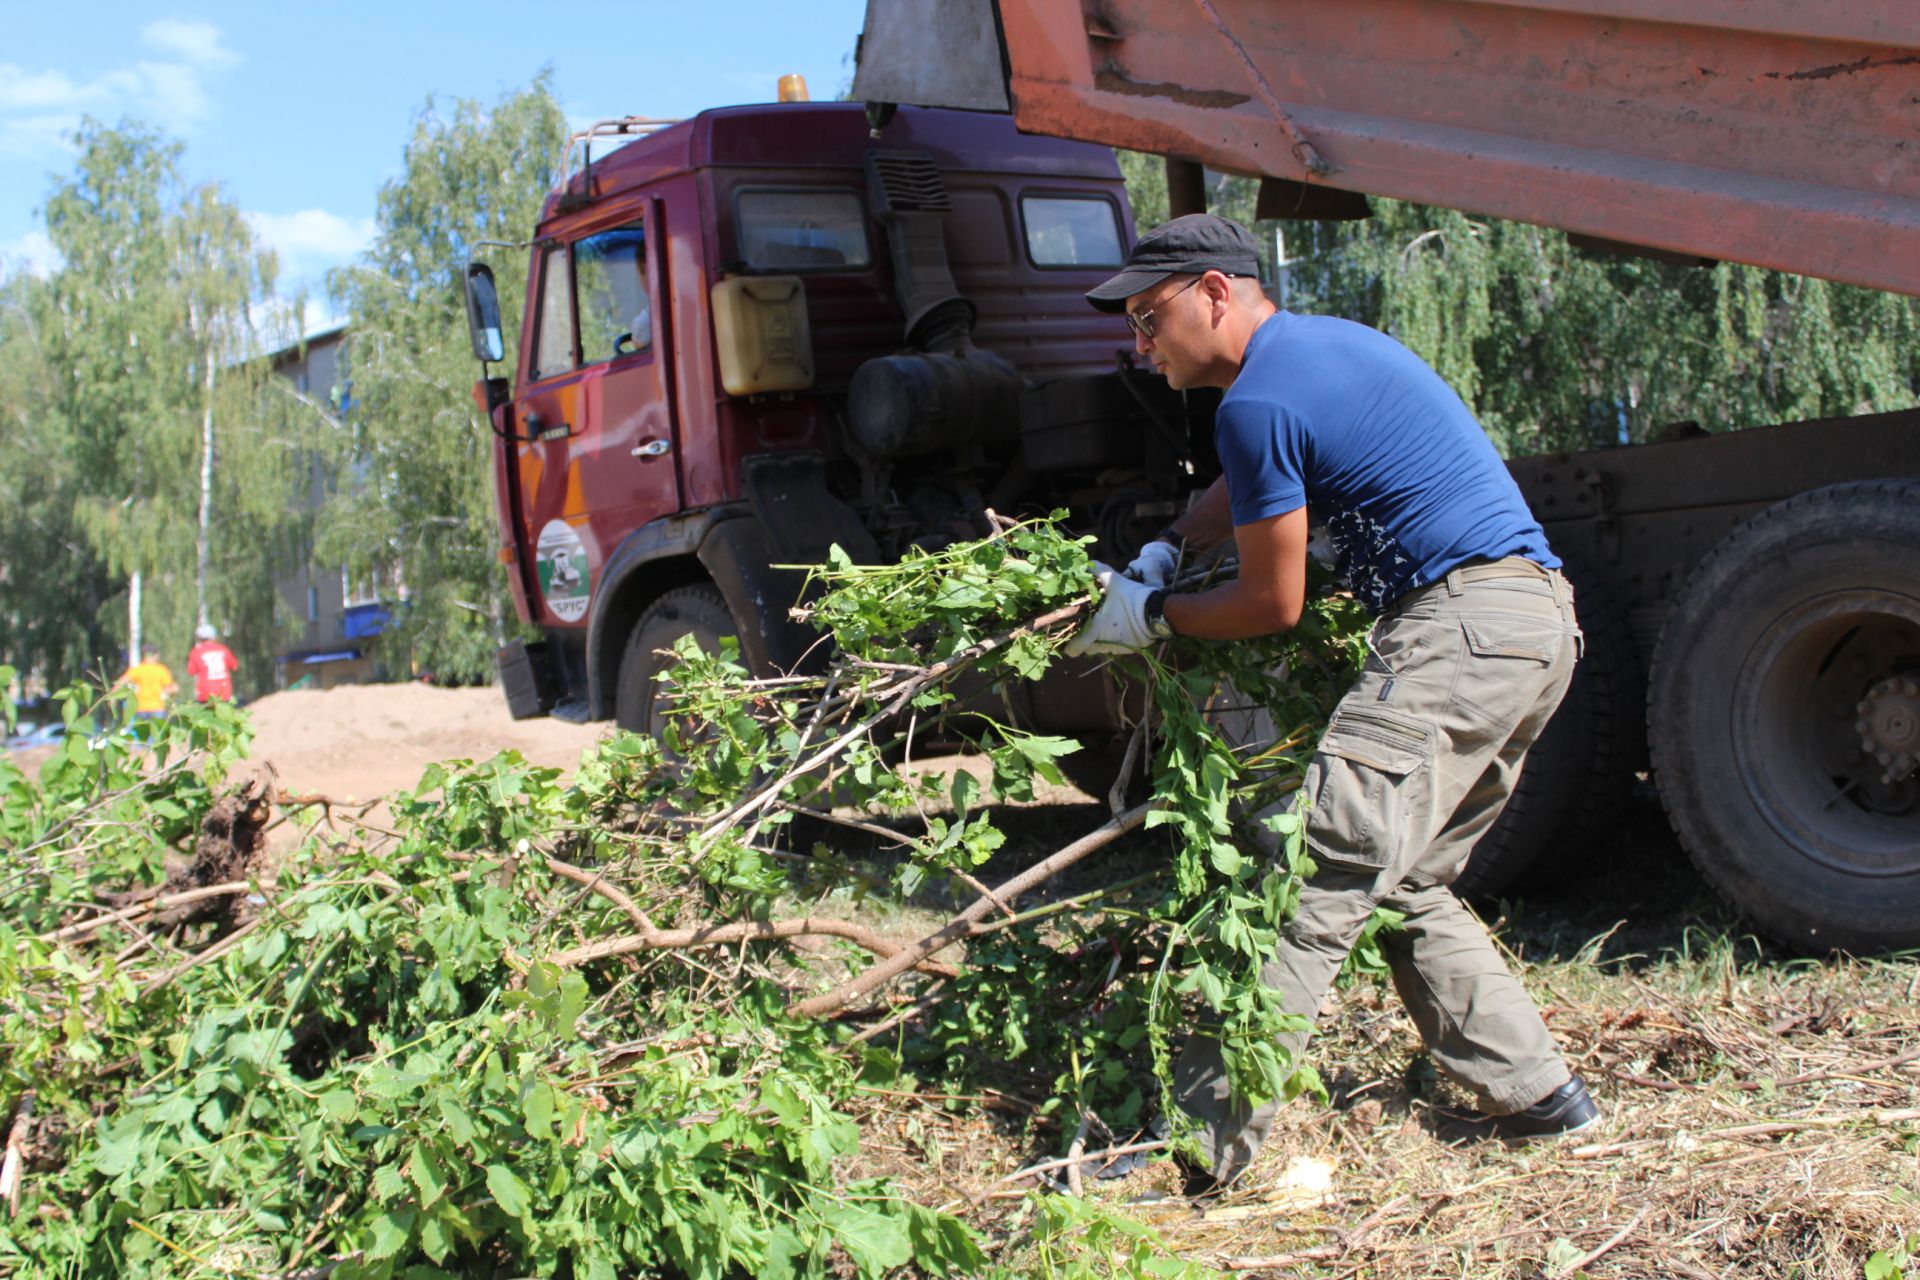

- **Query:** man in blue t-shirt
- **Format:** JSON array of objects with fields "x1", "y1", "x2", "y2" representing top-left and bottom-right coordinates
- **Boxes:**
[{"x1": 1070, "y1": 213, "x2": 1597, "y2": 1190}]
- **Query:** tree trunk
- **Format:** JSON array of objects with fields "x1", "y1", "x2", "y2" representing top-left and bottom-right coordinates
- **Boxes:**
[
  {"x1": 128, "y1": 570, "x2": 142, "y2": 666},
  {"x1": 195, "y1": 325, "x2": 216, "y2": 630}
]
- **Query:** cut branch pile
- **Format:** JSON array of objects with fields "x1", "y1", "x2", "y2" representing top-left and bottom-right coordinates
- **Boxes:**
[{"x1": 0, "y1": 519, "x2": 1364, "y2": 1278}]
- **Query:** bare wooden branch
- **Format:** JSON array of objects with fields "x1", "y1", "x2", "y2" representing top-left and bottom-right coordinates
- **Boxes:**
[
  {"x1": 788, "y1": 800, "x2": 1151, "y2": 1019},
  {"x1": 138, "y1": 917, "x2": 265, "y2": 996},
  {"x1": 982, "y1": 1138, "x2": 1168, "y2": 1192},
  {"x1": 0, "y1": 1092, "x2": 33, "y2": 1217},
  {"x1": 542, "y1": 856, "x2": 657, "y2": 934},
  {"x1": 1546, "y1": 1204, "x2": 1650, "y2": 1280},
  {"x1": 695, "y1": 600, "x2": 1090, "y2": 845},
  {"x1": 547, "y1": 916, "x2": 961, "y2": 979},
  {"x1": 40, "y1": 880, "x2": 256, "y2": 943}
]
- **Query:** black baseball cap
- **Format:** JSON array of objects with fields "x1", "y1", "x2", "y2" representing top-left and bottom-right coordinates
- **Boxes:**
[{"x1": 1086, "y1": 213, "x2": 1262, "y2": 312}]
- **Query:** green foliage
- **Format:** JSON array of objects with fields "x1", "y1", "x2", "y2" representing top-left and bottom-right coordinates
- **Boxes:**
[
  {"x1": 0, "y1": 118, "x2": 311, "y2": 694},
  {"x1": 1005, "y1": 1194, "x2": 1224, "y2": 1278},
  {"x1": 1868, "y1": 1238, "x2": 1920, "y2": 1280},
  {"x1": 324, "y1": 74, "x2": 568, "y2": 682},
  {"x1": 1, "y1": 729, "x2": 985, "y2": 1277},
  {"x1": 1284, "y1": 201, "x2": 1920, "y2": 454},
  {"x1": 802, "y1": 520, "x2": 1379, "y2": 1136},
  {"x1": 1115, "y1": 164, "x2": 1920, "y2": 454},
  {"x1": 0, "y1": 516, "x2": 1375, "y2": 1277}
]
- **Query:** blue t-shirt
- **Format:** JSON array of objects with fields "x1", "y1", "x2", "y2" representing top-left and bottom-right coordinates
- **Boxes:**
[{"x1": 1215, "y1": 311, "x2": 1558, "y2": 613}]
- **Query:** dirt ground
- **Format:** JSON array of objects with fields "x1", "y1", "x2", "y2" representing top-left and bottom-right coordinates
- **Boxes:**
[
  {"x1": 230, "y1": 682, "x2": 1086, "y2": 850},
  {"x1": 242, "y1": 681, "x2": 606, "y2": 804}
]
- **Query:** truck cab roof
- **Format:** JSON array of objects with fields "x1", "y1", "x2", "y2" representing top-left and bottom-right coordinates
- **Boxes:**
[{"x1": 540, "y1": 102, "x2": 1125, "y2": 228}]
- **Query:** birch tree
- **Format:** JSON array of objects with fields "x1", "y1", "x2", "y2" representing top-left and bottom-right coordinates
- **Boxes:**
[
  {"x1": 2, "y1": 120, "x2": 303, "y2": 693},
  {"x1": 325, "y1": 76, "x2": 567, "y2": 681}
]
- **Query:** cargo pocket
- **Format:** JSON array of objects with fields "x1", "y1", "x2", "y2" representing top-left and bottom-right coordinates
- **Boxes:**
[
  {"x1": 1455, "y1": 615, "x2": 1566, "y2": 722},
  {"x1": 1304, "y1": 707, "x2": 1434, "y2": 874}
]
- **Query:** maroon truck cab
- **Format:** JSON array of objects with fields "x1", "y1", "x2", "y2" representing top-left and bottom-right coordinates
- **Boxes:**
[{"x1": 470, "y1": 102, "x2": 1211, "y2": 740}]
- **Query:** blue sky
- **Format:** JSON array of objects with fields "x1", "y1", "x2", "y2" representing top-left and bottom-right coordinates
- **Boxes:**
[{"x1": 0, "y1": 1, "x2": 871, "y2": 328}]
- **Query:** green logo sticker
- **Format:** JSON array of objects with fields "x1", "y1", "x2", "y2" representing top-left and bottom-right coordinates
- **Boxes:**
[{"x1": 535, "y1": 520, "x2": 591, "y2": 622}]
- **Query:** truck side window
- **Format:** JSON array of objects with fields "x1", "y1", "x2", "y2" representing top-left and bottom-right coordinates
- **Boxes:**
[
  {"x1": 736, "y1": 189, "x2": 870, "y2": 271},
  {"x1": 531, "y1": 244, "x2": 574, "y2": 381},
  {"x1": 1021, "y1": 195, "x2": 1125, "y2": 268},
  {"x1": 574, "y1": 225, "x2": 651, "y2": 365}
]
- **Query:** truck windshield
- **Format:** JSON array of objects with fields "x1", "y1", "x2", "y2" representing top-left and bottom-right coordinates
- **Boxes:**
[
  {"x1": 1022, "y1": 195, "x2": 1124, "y2": 268},
  {"x1": 736, "y1": 189, "x2": 870, "y2": 271}
]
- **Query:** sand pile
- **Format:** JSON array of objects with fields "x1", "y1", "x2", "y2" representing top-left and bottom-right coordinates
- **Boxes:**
[{"x1": 245, "y1": 682, "x2": 604, "y2": 805}]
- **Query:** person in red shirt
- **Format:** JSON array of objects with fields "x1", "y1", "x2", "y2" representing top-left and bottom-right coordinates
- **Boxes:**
[{"x1": 186, "y1": 624, "x2": 239, "y2": 702}]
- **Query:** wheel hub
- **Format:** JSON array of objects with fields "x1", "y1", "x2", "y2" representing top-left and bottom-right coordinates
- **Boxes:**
[{"x1": 1857, "y1": 672, "x2": 1920, "y2": 784}]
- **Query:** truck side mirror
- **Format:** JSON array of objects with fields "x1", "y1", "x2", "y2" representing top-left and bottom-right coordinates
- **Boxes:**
[{"x1": 463, "y1": 262, "x2": 505, "y2": 364}]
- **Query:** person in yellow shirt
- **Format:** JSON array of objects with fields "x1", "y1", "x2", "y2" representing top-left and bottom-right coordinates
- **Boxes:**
[{"x1": 118, "y1": 645, "x2": 177, "y2": 719}]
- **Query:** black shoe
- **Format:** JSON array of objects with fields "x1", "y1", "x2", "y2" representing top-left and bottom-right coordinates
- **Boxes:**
[
  {"x1": 1120, "y1": 1158, "x2": 1225, "y2": 1208},
  {"x1": 1437, "y1": 1076, "x2": 1599, "y2": 1144},
  {"x1": 1177, "y1": 1159, "x2": 1224, "y2": 1200}
]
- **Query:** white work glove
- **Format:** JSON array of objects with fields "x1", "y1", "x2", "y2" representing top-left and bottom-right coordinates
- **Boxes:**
[
  {"x1": 1065, "y1": 564, "x2": 1160, "y2": 657},
  {"x1": 1123, "y1": 538, "x2": 1180, "y2": 588}
]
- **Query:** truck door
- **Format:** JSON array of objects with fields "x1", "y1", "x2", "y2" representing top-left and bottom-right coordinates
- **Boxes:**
[{"x1": 512, "y1": 212, "x2": 679, "y2": 628}]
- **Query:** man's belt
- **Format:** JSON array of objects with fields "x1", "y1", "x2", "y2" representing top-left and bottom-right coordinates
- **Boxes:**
[{"x1": 1443, "y1": 556, "x2": 1552, "y2": 592}]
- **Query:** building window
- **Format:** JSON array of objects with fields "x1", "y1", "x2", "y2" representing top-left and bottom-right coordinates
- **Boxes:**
[{"x1": 307, "y1": 586, "x2": 319, "y2": 622}]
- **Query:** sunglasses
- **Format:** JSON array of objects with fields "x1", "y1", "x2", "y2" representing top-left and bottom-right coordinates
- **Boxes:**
[{"x1": 1124, "y1": 273, "x2": 1234, "y2": 339}]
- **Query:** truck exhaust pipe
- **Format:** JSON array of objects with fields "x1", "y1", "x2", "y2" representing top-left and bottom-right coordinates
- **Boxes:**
[{"x1": 847, "y1": 149, "x2": 1022, "y2": 458}]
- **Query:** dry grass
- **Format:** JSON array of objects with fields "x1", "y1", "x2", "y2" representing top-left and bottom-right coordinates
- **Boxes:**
[{"x1": 842, "y1": 790, "x2": 1920, "y2": 1278}]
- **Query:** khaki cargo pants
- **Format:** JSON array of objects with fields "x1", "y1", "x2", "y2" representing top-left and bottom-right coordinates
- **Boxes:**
[{"x1": 1174, "y1": 557, "x2": 1582, "y2": 1181}]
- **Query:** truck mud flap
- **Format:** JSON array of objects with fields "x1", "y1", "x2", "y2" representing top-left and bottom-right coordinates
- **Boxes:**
[{"x1": 697, "y1": 515, "x2": 825, "y2": 678}]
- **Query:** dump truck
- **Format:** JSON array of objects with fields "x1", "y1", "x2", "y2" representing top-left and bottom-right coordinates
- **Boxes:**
[{"x1": 464, "y1": 1, "x2": 1919, "y2": 952}]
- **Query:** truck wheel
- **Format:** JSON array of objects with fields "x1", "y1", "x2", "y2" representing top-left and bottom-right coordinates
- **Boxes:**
[
  {"x1": 1454, "y1": 556, "x2": 1645, "y2": 899},
  {"x1": 1648, "y1": 480, "x2": 1920, "y2": 953},
  {"x1": 614, "y1": 584, "x2": 738, "y2": 739}
]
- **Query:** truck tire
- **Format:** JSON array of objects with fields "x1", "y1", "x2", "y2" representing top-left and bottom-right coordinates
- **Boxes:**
[
  {"x1": 1648, "y1": 480, "x2": 1920, "y2": 953},
  {"x1": 1454, "y1": 556, "x2": 1645, "y2": 899},
  {"x1": 614, "y1": 584, "x2": 737, "y2": 739}
]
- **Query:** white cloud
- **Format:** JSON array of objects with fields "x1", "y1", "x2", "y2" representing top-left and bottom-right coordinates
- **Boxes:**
[
  {"x1": 0, "y1": 67, "x2": 97, "y2": 112},
  {"x1": 133, "y1": 60, "x2": 214, "y2": 129},
  {"x1": 140, "y1": 19, "x2": 240, "y2": 69},
  {"x1": 0, "y1": 228, "x2": 60, "y2": 278},
  {"x1": 246, "y1": 208, "x2": 374, "y2": 311},
  {"x1": 0, "y1": 20, "x2": 240, "y2": 157},
  {"x1": 0, "y1": 113, "x2": 79, "y2": 158},
  {"x1": 247, "y1": 209, "x2": 376, "y2": 263}
]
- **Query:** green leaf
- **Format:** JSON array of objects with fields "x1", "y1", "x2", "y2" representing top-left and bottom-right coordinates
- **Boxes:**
[
  {"x1": 366, "y1": 1209, "x2": 416, "y2": 1261},
  {"x1": 949, "y1": 770, "x2": 979, "y2": 816},
  {"x1": 1209, "y1": 841, "x2": 1243, "y2": 878},
  {"x1": 821, "y1": 1199, "x2": 913, "y2": 1274},
  {"x1": 410, "y1": 1143, "x2": 448, "y2": 1207},
  {"x1": 420, "y1": 1212, "x2": 453, "y2": 1263},
  {"x1": 486, "y1": 1163, "x2": 533, "y2": 1219},
  {"x1": 373, "y1": 1162, "x2": 409, "y2": 1203},
  {"x1": 318, "y1": 1089, "x2": 358, "y2": 1123},
  {"x1": 438, "y1": 1097, "x2": 477, "y2": 1147},
  {"x1": 523, "y1": 1081, "x2": 555, "y2": 1139}
]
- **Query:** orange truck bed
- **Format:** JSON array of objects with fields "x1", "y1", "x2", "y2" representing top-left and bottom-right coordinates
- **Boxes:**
[{"x1": 854, "y1": 0, "x2": 1920, "y2": 295}]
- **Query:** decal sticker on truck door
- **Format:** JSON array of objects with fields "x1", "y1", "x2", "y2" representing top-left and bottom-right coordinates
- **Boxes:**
[{"x1": 536, "y1": 519, "x2": 591, "y2": 621}]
